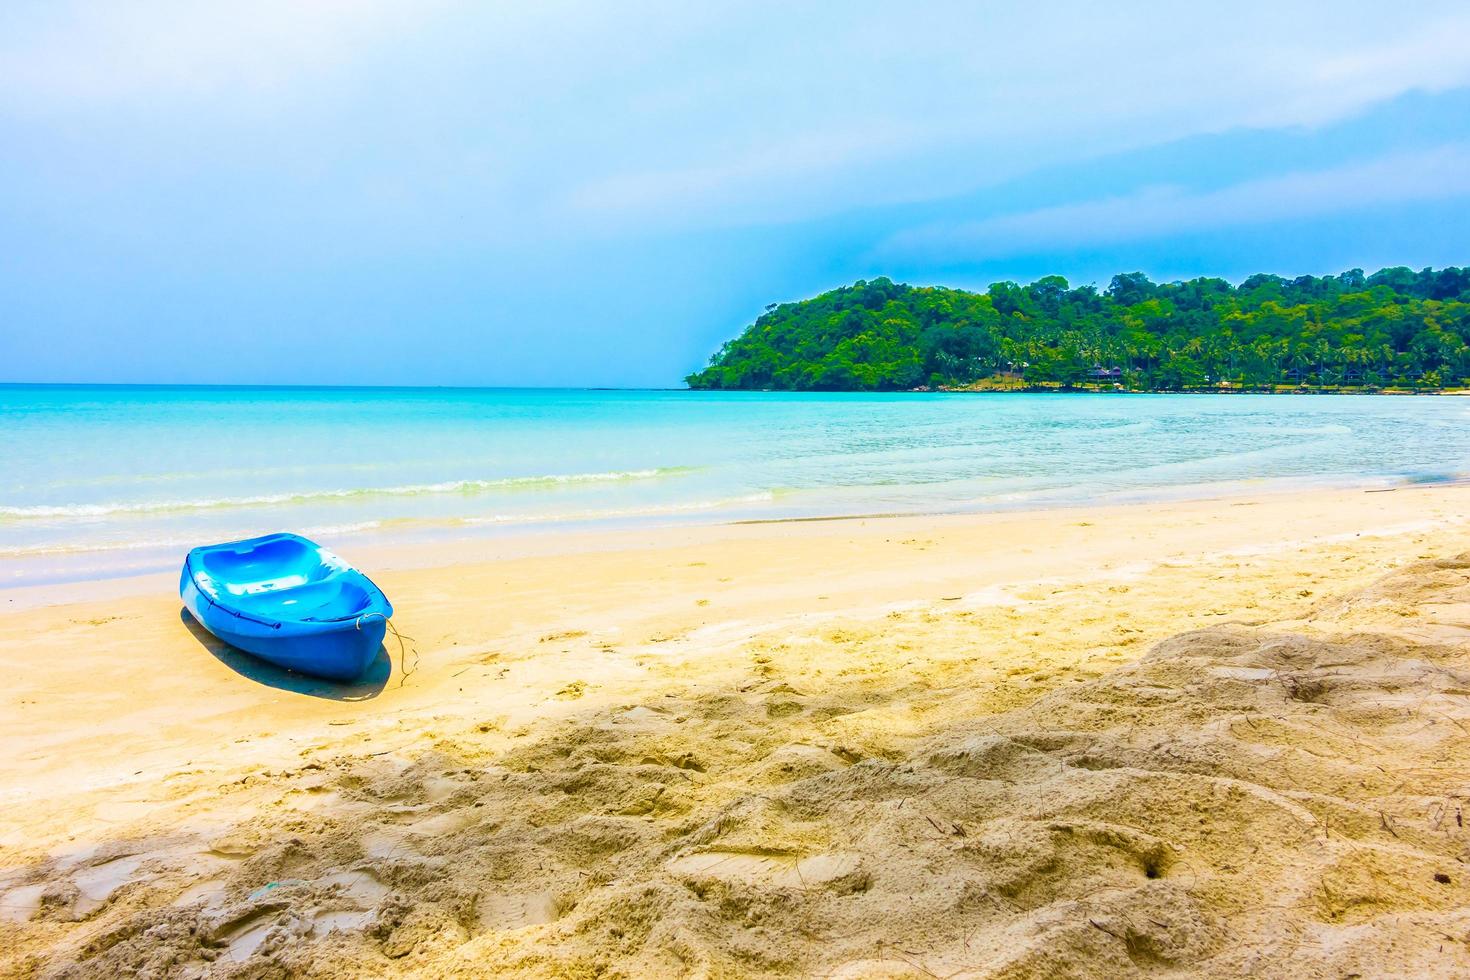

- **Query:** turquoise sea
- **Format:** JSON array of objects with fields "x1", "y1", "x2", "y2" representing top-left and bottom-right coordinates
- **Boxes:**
[{"x1": 3, "y1": 385, "x2": 1468, "y2": 586}]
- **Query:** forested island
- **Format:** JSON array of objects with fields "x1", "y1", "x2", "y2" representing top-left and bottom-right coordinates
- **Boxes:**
[{"x1": 686, "y1": 267, "x2": 1470, "y2": 392}]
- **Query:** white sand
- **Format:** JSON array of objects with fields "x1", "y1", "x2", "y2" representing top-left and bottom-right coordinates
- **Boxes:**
[{"x1": 1, "y1": 486, "x2": 1468, "y2": 977}]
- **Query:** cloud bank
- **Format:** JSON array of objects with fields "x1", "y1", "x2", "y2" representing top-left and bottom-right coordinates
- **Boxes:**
[{"x1": 882, "y1": 144, "x2": 1470, "y2": 261}]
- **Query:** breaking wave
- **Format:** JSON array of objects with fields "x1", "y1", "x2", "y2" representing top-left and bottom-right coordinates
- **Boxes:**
[{"x1": 0, "y1": 468, "x2": 692, "y2": 521}]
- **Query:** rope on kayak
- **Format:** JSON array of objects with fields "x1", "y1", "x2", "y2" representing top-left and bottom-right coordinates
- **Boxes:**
[{"x1": 357, "y1": 613, "x2": 419, "y2": 686}]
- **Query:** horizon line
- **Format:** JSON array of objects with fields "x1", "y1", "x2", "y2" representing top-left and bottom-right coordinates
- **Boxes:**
[{"x1": 0, "y1": 382, "x2": 696, "y2": 392}]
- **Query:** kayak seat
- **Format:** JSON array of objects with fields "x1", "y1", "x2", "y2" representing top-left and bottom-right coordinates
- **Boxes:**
[
  {"x1": 198, "y1": 535, "x2": 339, "y2": 596},
  {"x1": 233, "y1": 577, "x2": 377, "y2": 623}
]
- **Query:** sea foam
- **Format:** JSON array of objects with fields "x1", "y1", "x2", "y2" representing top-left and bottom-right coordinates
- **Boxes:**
[{"x1": 0, "y1": 468, "x2": 689, "y2": 521}]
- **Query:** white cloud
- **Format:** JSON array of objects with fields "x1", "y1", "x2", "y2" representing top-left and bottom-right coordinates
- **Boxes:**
[
  {"x1": 543, "y1": 2, "x2": 1470, "y2": 229},
  {"x1": 3, "y1": 1, "x2": 1470, "y2": 236},
  {"x1": 0, "y1": 0, "x2": 433, "y2": 110},
  {"x1": 1253, "y1": 16, "x2": 1470, "y2": 127},
  {"x1": 559, "y1": 125, "x2": 919, "y2": 217},
  {"x1": 880, "y1": 144, "x2": 1470, "y2": 260}
]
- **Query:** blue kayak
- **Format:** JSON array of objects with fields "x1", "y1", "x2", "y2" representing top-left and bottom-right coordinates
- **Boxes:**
[{"x1": 180, "y1": 532, "x2": 393, "y2": 681}]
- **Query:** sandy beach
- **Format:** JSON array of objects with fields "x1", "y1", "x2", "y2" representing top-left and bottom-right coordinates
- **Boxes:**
[{"x1": 3, "y1": 484, "x2": 1470, "y2": 977}]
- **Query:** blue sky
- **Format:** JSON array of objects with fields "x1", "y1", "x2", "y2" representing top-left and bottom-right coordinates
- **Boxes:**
[{"x1": 3, "y1": 1, "x2": 1470, "y2": 386}]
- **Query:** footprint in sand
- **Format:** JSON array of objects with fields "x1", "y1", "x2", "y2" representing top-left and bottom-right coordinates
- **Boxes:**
[
  {"x1": 0, "y1": 882, "x2": 47, "y2": 923},
  {"x1": 281, "y1": 787, "x2": 348, "y2": 813},
  {"x1": 667, "y1": 850, "x2": 863, "y2": 889},
  {"x1": 403, "y1": 810, "x2": 480, "y2": 836},
  {"x1": 317, "y1": 869, "x2": 389, "y2": 905},
  {"x1": 358, "y1": 829, "x2": 416, "y2": 860},
  {"x1": 212, "y1": 871, "x2": 389, "y2": 962},
  {"x1": 475, "y1": 892, "x2": 559, "y2": 933},
  {"x1": 173, "y1": 879, "x2": 228, "y2": 909},
  {"x1": 71, "y1": 855, "x2": 149, "y2": 914},
  {"x1": 307, "y1": 908, "x2": 373, "y2": 936},
  {"x1": 301, "y1": 871, "x2": 387, "y2": 938},
  {"x1": 169, "y1": 846, "x2": 251, "y2": 910},
  {"x1": 212, "y1": 907, "x2": 284, "y2": 962},
  {"x1": 421, "y1": 773, "x2": 472, "y2": 803}
]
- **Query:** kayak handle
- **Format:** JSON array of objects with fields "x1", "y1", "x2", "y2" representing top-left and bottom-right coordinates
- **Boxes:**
[{"x1": 355, "y1": 612, "x2": 388, "y2": 631}]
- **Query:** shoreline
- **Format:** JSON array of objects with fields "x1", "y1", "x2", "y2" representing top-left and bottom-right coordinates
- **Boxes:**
[
  {"x1": 6, "y1": 471, "x2": 1465, "y2": 604},
  {"x1": 712, "y1": 385, "x2": 1470, "y2": 395},
  {"x1": 7, "y1": 380, "x2": 1468, "y2": 393},
  {"x1": 3, "y1": 484, "x2": 1469, "y2": 974}
]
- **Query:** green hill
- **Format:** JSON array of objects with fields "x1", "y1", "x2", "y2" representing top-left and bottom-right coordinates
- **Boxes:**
[{"x1": 686, "y1": 268, "x2": 1470, "y2": 391}]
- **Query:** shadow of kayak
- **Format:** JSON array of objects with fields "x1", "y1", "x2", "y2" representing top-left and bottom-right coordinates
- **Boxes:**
[{"x1": 179, "y1": 608, "x2": 389, "y2": 701}]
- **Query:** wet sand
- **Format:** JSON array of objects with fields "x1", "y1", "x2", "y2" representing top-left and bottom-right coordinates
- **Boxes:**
[{"x1": 2, "y1": 485, "x2": 1469, "y2": 977}]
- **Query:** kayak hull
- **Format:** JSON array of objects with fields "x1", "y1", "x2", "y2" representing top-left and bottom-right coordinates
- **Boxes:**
[{"x1": 180, "y1": 533, "x2": 393, "y2": 682}]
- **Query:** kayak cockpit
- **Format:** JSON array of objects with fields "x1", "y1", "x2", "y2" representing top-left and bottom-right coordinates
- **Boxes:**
[
  {"x1": 231, "y1": 577, "x2": 379, "y2": 622},
  {"x1": 195, "y1": 534, "x2": 339, "y2": 597}
]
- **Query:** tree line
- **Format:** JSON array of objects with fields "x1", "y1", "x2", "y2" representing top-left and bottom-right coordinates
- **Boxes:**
[{"x1": 685, "y1": 267, "x2": 1470, "y2": 392}]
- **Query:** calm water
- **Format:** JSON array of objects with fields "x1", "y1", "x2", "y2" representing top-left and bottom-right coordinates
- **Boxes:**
[{"x1": 3, "y1": 386, "x2": 1467, "y2": 585}]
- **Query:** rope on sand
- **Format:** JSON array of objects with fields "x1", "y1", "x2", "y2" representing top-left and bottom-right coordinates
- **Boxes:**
[{"x1": 357, "y1": 613, "x2": 419, "y2": 686}]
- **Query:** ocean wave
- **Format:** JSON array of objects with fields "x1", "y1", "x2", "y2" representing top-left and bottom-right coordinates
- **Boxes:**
[
  {"x1": 0, "y1": 522, "x2": 385, "y2": 558},
  {"x1": 454, "y1": 491, "x2": 777, "y2": 526},
  {"x1": 0, "y1": 468, "x2": 692, "y2": 521},
  {"x1": 0, "y1": 493, "x2": 778, "y2": 558}
]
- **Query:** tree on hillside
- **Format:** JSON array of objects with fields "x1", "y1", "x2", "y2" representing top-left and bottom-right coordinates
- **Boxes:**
[{"x1": 686, "y1": 267, "x2": 1470, "y2": 392}]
